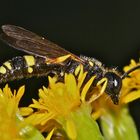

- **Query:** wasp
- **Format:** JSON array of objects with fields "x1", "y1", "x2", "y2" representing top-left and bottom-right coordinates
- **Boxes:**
[{"x1": 0, "y1": 25, "x2": 139, "y2": 105}]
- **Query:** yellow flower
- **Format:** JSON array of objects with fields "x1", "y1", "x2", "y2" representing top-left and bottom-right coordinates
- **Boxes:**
[
  {"x1": 24, "y1": 59, "x2": 140, "y2": 139},
  {"x1": 87, "y1": 59, "x2": 140, "y2": 140},
  {"x1": 0, "y1": 84, "x2": 25, "y2": 140},
  {"x1": 92, "y1": 59, "x2": 140, "y2": 120},
  {"x1": 0, "y1": 85, "x2": 45, "y2": 140},
  {"x1": 24, "y1": 65, "x2": 103, "y2": 140},
  {"x1": 121, "y1": 59, "x2": 140, "y2": 103}
]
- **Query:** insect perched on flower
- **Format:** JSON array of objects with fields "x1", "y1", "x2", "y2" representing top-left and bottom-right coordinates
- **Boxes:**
[{"x1": 0, "y1": 25, "x2": 139, "y2": 105}]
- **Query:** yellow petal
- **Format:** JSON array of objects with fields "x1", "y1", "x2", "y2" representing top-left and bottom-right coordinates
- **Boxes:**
[
  {"x1": 65, "y1": 74, "x2": 77, "y2": 96},
  {"x1": 7, "y1": 99, "x2": 16, "y2": 116},
  {"x1": 75, "y1": 65, "x2": 81, "y2": 76},
  {"x1": 78, "y1": 72, "x2": 87, "y2": 89},
  {"x1": 19, "y1": 107, "x2": 33, "y2": 116},
  {"x1": 16, "y1": 86, "x2": 25, "y2": 105},
  {"x1": 123, "y1": 59, "x2": 137, "y2": 72},
  {"x1": 122, "y1": 90, "x2": 140, "y2": 104},
  {"x1": 25, "y1": 113, "x2": 49, "y2": 125},
  {"x1": 48, "y1": 76, "x2": 57, "y2": 88},
  {"x1": 3, "y1": 84, "x2": 12, "y2": 97},
  {"x1": 81, "y1": 76, "x2": 96, "y2": 103},
  {"x1": 39, "y1": 88, "x2": 48, "y2": 101}
]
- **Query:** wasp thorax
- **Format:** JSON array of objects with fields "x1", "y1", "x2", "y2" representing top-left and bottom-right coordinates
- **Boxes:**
[{"x1": 104, "y1": 72, "x2": 122, "y2": 105}]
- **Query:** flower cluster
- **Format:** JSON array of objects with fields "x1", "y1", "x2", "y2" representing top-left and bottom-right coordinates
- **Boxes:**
[
  {"x1": 121, "y1": 59, "x2": 140, "y2": 104},
  {"x1": 0, "y1": 59, "x2": 140, "y2": 140},
  {"x1": 0, "y1": 85, "x2": 24, "y2": 140}
]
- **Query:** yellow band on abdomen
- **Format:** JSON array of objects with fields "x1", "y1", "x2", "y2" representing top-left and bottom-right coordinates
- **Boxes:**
[
  {"x1": 24, "y1": 55, "x2": 35, "y2": 66},
  {"x1": 0, "y1": 66, "x2": 6, "y2": 74}
]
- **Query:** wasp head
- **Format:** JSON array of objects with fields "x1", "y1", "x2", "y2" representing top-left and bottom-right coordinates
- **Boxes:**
[{"x1": 104, "y1": 72, "x2": 122, "y2": 105}]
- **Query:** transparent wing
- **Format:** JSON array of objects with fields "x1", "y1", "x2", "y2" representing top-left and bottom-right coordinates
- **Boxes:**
[{"x1": 1, "y1": 25, "x2": 81, "y2": 60}]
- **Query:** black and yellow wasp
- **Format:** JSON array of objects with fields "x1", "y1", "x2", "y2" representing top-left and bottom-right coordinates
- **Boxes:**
[{"x1": 0, "y1": 25, "x2": 139, "y2": 105}]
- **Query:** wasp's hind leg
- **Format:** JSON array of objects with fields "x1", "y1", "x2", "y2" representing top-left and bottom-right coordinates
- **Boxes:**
[{"x1": 88, "y1": 78, "x2": 108, "y2": 103}]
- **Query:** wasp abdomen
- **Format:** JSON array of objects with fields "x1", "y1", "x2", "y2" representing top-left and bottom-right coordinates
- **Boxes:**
[
  {"x1": 0, "y1": 56, "x2": 25, "y2": 83},
  {"x1": 0, "y1": 55, "x2": 62, "y2": 83}
]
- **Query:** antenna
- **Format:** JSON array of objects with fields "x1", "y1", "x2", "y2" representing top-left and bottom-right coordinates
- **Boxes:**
[{"x1": 121, "y1": 65, "x2": 140, "y2": 79}]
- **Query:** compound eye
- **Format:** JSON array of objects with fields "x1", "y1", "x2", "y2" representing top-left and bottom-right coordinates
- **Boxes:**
[{"x1": 104, "y1": 72, "x2": 122, "y2": 104}]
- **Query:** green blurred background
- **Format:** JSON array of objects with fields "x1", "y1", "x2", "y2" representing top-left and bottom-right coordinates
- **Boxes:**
[{"x1": 0, "y1": 0, "x2": 140, "y2": 136}]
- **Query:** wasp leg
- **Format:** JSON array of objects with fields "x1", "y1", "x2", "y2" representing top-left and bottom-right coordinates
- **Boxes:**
[
  {"x1": 46, "y1": 54, "x2": 81, "y2": 64},
  {"x1": 45, "y1": 54, "x2": 71, "y2": 64},
  {"x1": 88, "y1": 78, "x2": 108, "y2": 103}
]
